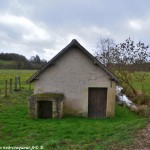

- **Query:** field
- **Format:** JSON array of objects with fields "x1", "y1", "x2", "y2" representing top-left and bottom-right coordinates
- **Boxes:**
[
  {"x1": 133, "y1": 72, "x2": 150, "y2": 95},
  {"x1": 0, "y1": 60, "x2": 15, "y2": 65},
  {"x1": 0, "y1": 69, "x2": 36, "y2": 90},
  {"x1": 0, "y1": 60, "x2": 16, "y2": 69},
  {"x1": 0, "y1": 70, "x2": 149, "y2": 150}
]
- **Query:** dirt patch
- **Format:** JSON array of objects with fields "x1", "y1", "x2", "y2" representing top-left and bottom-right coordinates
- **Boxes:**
[{"x1": 123, "y1": 121, "x2": 150, "y2": 150}]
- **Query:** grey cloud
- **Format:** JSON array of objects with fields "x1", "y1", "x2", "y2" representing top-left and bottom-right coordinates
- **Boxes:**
[{"x1": 0, "y1": 0, "x2": 150, "y2": 60}]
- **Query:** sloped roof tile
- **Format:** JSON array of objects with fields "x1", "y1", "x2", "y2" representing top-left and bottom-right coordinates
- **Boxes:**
[{"x1": 26, "y1": 39, "x2": 119, "y2": 83}]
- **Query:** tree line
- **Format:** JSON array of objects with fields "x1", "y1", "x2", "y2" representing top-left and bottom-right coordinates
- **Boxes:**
[{"x1": 0, "y1": 53, "x2": 47, "y2": 69}]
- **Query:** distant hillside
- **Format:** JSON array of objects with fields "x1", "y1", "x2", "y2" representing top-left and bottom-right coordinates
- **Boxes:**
[
  {"x1": 0, "y1": 60, "x2": 15, "y2": 65},
  {"x1": 0, "y1": 53, "x2": 27, "y2": 61},
  {"x1": 0, "y1": 53, "x2": 47, "y2": 69}
]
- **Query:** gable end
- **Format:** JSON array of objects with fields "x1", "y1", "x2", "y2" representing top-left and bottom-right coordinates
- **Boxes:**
[{"x1": 26, "y1": 39, "x2": 119, "y2": 83}]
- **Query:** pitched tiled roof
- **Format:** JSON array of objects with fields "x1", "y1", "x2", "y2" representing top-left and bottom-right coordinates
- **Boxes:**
[{"x1": 26, "y1": 39, "x2": 119, "y2": 83}]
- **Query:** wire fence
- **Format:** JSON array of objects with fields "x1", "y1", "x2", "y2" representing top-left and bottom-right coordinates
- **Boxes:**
[{"x1": 0, "y1": 77, "x2": 33, "y2": 97}]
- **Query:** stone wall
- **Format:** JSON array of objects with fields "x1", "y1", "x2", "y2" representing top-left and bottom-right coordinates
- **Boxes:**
[{"x1": 28, "y1": 95, "x2": 63, "y2": 119}]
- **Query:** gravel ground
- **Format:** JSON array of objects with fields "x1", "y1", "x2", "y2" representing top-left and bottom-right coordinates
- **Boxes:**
[{"x1": 123, "y1": 121, "x2": 150, "y2": 150}]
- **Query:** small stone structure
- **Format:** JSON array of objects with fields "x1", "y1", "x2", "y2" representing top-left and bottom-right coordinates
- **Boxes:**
[{"x1": 29, "y1": 93, "x2": 64, "y2": 119}]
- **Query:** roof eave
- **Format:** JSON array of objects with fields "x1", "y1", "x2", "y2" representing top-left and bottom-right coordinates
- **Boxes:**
[{"x1": 26, "y1": 39, "x2": 119, "y2": 83}]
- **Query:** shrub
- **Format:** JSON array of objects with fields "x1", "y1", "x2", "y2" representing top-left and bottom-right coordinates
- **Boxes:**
[
  {"x1": 132, "y1": 94, "x2": 150, "y2": 105},
  {"x1": 136, "y1": 105, "x2": 150, "y2": 117}
]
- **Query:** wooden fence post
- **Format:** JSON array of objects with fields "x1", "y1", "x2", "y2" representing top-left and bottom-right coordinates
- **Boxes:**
[
  {"x1": 14, "y1": 77, "x2": 18, "y2": 91},
  {"x1": 18, "y1": 77, "x2": 21, "y2": 91},
  {"x1": 10, "y1": 79, "x2": 12, "y2": 93},
  {"x1": 5, "y1": 80, "x2": 8, "y2": 97},
  {"x1": 14, "y1": 76, "x2": 21, "y2": 91}
]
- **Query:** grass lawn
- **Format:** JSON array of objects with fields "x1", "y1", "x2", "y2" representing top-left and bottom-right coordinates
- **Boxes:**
[
  {"x1": 0, "y1": 90, "x2": 148, "y2": 150},
  {"x1": 0, "y1": 70, "x2": 149, "y2": 149}
]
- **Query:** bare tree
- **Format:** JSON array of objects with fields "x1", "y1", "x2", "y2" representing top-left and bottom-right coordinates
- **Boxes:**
[
  {"x1": 95, "y1": 37, "x2": 115, "y2": 67},
  {"x1": 112, "y1": 38, "x2": 149, "y2": 96},
  {"x1": 96, "y1": 37, "x2": 150, "y2": 97}
]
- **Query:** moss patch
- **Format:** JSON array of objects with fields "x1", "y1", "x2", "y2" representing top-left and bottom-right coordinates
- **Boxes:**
[{"x1": 33, "y1": 93, "x2": 64, "y2": 99}]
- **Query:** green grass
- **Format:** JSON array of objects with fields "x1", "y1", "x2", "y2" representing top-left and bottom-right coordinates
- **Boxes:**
[
  {"x1": 0, "y1": 69, "x2": 149, "y2": 149},
  {"x1": 0, "y1": 90, "x2": 148, "y2": 150},
  {"x1": 0, "y1": 69, "x2": 36, "y2": 90},
  {"x1": 0, "y1": 60, "x2": 15, "y2": 65},
  {"x1": 133, "y1": 72, "x2": 150, "y2": 95}
]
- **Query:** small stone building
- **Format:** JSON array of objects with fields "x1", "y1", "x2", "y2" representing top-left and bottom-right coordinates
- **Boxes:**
[{"x1": 27, "y1": 39, "x2": 118, "y2": 119}]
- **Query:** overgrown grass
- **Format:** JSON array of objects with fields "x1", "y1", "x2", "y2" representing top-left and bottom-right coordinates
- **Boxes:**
[{"x1": 0, "y1": 90, "x2": 148, "y2": 150}]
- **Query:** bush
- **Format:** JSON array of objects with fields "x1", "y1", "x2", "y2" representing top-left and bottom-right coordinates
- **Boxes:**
[
  {"x1": 130, "y1": 93, "x2": 150, "y2": 117},
  {"x1": 120, "y1": 86, "x2": 136, "y2": 99},
  {"x1": 136, "y1": 105, "x2": 150, "y2": 117},
  {"x1": 119, "y1": 87, "x2": 150, "y2": 117},
  {"x1": 132, "y1": 94, "x2": 150, "y2": 105}
]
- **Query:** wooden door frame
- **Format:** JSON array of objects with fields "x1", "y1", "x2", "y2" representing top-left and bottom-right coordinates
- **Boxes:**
[{"x1": 88, "y1": 87, "x2": 107, "y2": 118}]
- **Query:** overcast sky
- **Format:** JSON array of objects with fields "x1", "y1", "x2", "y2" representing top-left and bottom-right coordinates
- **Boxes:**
[{"x1": 0, "y1": 0, "x2": 150, "y2": 60}]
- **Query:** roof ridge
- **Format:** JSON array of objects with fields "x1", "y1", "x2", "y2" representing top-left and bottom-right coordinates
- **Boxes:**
[
  {"x1": 26, "y1": 39, "x2": 119, "y2": 83},
  {"x1": 71, "y1": 39, "x2": 78, "y2": 44}
]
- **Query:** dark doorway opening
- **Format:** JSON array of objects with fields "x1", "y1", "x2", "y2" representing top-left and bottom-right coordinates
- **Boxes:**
[
  {"x1": 88, "y1": 88, "x2": 107, "y2": 118},
  {"x1": 38, "y1": 101, "x2": 52, "y2": 119}
]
